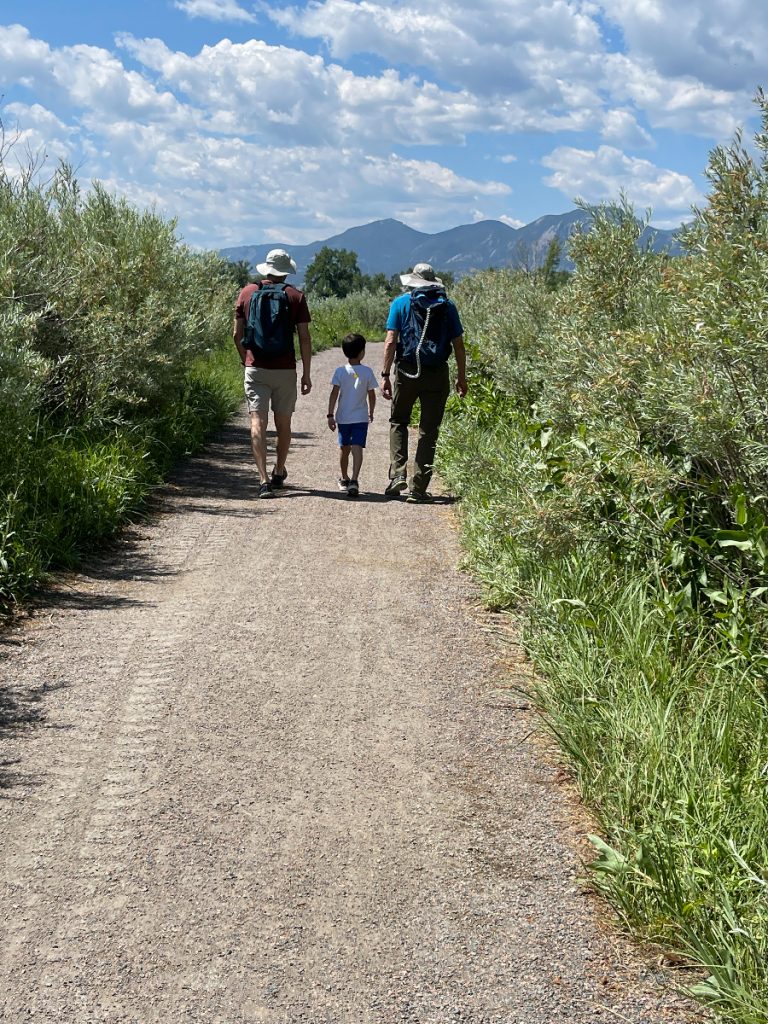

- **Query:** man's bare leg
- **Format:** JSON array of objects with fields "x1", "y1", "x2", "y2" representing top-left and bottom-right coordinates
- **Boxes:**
[
  {"x1": 273, "y1": 412, "x2": 292, "y2": 476},
  {"x1": 249, "y1": 411, "x2": 269, "y2": 483}
]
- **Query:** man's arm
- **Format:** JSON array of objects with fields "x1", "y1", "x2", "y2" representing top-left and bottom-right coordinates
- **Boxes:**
[
  {"x1": 381, "y1": 329, "x2": 398, "y2": 400},
  {"x1": 297, "y1": 322, "x2": 312, "y2": 395},
  {"x1": 452, "y1": 335, "x2": 468, "y2": 397},
  {"x1": 233, "y1": 315, "x2": 247, "y2": 364}
]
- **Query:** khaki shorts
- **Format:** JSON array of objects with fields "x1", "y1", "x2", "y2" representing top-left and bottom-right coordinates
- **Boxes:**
[{"x1": 244, "y1": 367, "x2": 298, "y2": 416}]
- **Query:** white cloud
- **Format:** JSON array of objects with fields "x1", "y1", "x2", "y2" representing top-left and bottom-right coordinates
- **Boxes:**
[
  {"x1": 0, "y1": 25, "x2": 187, "y2": 124},
  {"x1": 174, "y1": 0, "x2": 256, "y2": 22},
  {"x1": 268, "y1": 0, "x2": 604, "y2": 97},
  {"x1": 542, "y1": 144, "x2": 701, "y2": 216},
  {"x1": 600, "y1": 108, "x2": 653, "y2": 148},
  {"x1": 500, "y1": 215, "x2": 525, "y2": 228},
  {"x1": 2, "y1": 102, "x2": 75, "y2": 172},
  {"x1": 599, "y1": 0, "x2": 766, "y2": 93},
  {"x1": 266, "y1": 0, "x2": 757, "y2": 141},
  {"x1": 605, "y1": 53, "x2": 750, "y2": 138},
  {"x1": 500, "y1": 154, "x2": 518, "y2": 164}
]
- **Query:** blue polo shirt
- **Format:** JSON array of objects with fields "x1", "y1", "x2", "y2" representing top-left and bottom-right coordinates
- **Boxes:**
[{"x1": 386, "y1": 292, "x2": 463, "y2": 338}]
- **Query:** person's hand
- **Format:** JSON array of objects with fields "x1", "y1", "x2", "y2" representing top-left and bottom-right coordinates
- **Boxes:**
[
  {"x1": 301, "y1": 375, "x2": 312, "y2": 395},
  {"x1": 456, "y1": 377, "x2": 468, "y2": 398},
  {"x1": 327, "y1": 414, "x2": 336, "y2": 431},
  {"x1": 369, "y1": 414, "x2": 374, "y2": 423},
  {"x1": 381, "y1": 377, "x2": 392, "y2": 400}
]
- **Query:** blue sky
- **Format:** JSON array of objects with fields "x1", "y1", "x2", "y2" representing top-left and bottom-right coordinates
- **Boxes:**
[{"x1": 1, "y1": 0, "x2": 764, "y2": 249}]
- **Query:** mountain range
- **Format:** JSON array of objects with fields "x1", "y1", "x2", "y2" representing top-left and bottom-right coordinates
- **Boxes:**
[{"x1": 219, "y1": 209, "x2": 685, "y2": 282}]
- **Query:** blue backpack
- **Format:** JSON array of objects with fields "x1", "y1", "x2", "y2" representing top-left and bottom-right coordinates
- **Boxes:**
[
  {"x1": 244, "y1": 283, "x2": 293, "y2": 356},
  {"x1": 398, "y1": 290, "x2": 453, "y2": 368}
]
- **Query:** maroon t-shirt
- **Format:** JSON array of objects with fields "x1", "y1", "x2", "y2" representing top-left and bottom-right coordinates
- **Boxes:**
[{"x1": 235, "y1": 280, "x2": 311, "y2": 369}]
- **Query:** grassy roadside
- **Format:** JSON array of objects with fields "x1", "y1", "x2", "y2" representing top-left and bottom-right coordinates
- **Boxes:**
[{"x1": 437, "y1": 100, "x2": 768, "y2": 1024}]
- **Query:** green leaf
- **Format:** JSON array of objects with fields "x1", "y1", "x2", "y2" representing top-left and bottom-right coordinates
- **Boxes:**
[{"x1": 735, "y1": 492, "x2": 748, "y2": 526}]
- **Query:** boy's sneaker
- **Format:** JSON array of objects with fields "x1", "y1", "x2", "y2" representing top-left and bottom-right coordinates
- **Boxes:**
[
  {"x1": 271, "y1": 468, "x2": 288, "y2": 489},
  {"x1": 405, "y1": 490, "x2": 435, "y2": 504},
  {"x1": 258, "y1": 481, "x2": 274, "y2": 499},
  {"x1": 347, "y1": 479, "x2": 359, "y2": 497},
  {"x1": 338, "y1": 477, "x2": 350, "y2": 490},
  {"x1": 384, "y1": 473, "x2": 407, "y2": 497}
]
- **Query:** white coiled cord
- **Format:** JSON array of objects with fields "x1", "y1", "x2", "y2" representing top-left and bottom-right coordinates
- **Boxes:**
[{"x1": 399, "y1": 304, "x2": 432, "y2": 380}]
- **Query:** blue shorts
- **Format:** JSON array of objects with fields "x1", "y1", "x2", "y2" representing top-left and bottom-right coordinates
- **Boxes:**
[{"x1": 337, "y1": 421, "x2": 369, "y2": 448}]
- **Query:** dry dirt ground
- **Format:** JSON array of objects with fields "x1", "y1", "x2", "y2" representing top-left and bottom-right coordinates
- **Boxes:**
[{"x1": 0, "y1": 344, "x2": 707, "y2": 1023}]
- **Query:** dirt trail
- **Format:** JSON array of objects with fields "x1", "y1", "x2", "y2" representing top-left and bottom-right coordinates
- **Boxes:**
[{"x1": 0, "y1": 343, "x2": 701, "y2": 1023}]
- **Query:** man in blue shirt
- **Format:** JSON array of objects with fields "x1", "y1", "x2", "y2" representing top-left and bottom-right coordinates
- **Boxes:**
[{"x1": 380, "y1": 263, "x2": 467, "y2": 502}]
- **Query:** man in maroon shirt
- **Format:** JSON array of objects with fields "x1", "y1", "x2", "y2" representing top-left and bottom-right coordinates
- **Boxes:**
[{"x1": 233, "y1": 249, "x2": 313, "y2": 498}]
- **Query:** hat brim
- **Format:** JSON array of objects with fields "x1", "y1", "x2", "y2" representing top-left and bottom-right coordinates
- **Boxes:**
[
  {"x1": 400, "y1": 273, "x2": 444, "y2": 289},
  {"x1": 255, "y1": 259, "x2": 296, "y2": 277}
]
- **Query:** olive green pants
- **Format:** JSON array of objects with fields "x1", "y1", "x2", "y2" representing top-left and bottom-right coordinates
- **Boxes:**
[{"x1": 389, "y1": 362, "x2": 450, "y2": 494}]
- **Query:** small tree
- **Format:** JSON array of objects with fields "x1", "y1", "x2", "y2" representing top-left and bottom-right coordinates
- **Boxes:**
[
  {"x1": 225, "y1": 259, "x2": 251, "y2": 288},
  {"x1": 304, "y1": 246, "x2": 361, "y2": 298}
]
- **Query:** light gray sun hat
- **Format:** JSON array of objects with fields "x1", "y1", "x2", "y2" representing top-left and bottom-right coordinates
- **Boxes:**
[
  {"x1": 256, "y1": 248, "x2": 298, "y2": 277},
  {"x1": 399, "y1": 262, "x2": 444, "y2": 289}
]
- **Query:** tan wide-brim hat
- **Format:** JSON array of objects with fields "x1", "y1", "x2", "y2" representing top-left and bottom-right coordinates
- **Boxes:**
[
  {"x1": 399, "y1": 262, "x2": 444, "y2": 289},
  {"x1": 256, "y1": 248, "x2": 298, "y2": 277}
]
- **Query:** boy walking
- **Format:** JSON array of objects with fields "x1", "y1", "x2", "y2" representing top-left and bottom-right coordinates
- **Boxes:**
[{"x1": 327, "y1": 333, "x2": 377, "y2": 498}]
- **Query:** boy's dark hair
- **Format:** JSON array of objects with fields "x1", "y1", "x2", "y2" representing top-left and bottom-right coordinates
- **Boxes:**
[{"x1": 342, "y1": 332, "x2": 366, "y2": 359}]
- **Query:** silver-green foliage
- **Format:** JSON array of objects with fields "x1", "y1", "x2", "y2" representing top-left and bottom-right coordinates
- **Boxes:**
[
  {"x1": 438, "y1": 95, "x2": 768, "y2": 1022},
  {"x1": 0, "y1": 153, "x2": 239, "y2": 607},
  {"x1": 307, "y1": 288, "x2": 390, "y2": 350}
]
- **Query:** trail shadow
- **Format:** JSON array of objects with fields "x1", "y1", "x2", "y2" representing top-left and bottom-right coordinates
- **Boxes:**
[
  {"x1": 279, "y1": 487, "x2": 458, "y2": 506},
  {"x1": 158, "y1": 420, "x2": 319, "y2": 509},
  {"x1": 0, "y1": 678, "x2": 68, "y2": 793}
]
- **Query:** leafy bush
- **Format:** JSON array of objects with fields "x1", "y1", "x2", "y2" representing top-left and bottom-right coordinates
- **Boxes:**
[
  {"x1": 307, "y1": 288, "x2": 390, "y2": 351},
  {"x1": 0, "y1": 154, "x2": 241, "y2": 609},
  {"x1": 439, "y1": 95, "x2": 768, "y2": 1022}
]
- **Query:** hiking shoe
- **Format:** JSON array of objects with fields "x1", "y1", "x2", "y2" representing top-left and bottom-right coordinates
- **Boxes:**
[
  {"x1": 347, "y1": 479, "x2": 359, "y2": 497},
  {"x1": 338, "y1": 477, "x2": 350, "y2": 490},
  {"x1": 258, "y1": 481, "x2": 274, "y2": 499},
  {"x1": 271, "y1": 468, "x2": 288, "y2": 489},
  {"x1": 405, "y1": 490, "x2": 435, "y2": 504},
  {"x1": 384, "y1": 474, "x2": 407, "y2": 497}
]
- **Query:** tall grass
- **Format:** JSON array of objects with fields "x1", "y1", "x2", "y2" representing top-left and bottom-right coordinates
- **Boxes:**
[
  {"x1": 307, "y1": 288, "x2": 390, "y2": 350},
  {"x1": 438, "y1": 95, "x2": 768, "y2": 1023},
  {"x1": 0, "y1": 154, "x2": 242, "y2": 609}
]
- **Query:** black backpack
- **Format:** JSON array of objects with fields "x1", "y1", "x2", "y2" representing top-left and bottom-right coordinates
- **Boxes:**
[
  {"x1": 398, "y1": 290, "x2": 453, "y2": 368},
  {"x1": 243, "y1": 283, "x2": 293, "y2": 356}
]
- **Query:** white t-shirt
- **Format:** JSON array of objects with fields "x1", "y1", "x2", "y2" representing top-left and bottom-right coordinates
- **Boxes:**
[{"x1": 331, "y1": 363, "x2": 378, "y2": 423}]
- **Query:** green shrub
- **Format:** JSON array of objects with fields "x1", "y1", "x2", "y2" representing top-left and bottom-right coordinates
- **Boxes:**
[
  {"x1": 439, "y1": 94, "x2": 768, "y2": 1022},
  {"x1": 0, "y1": 153, "x2": 241, "y2": 610},
  {"x1": 307, "y1": 288, "x2": 390, "y2": 351}
]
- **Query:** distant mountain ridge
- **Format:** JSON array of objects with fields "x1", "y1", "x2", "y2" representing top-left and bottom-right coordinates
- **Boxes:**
[{"x1": 220, "y1": 210, "x2": 684, "y2": 282}]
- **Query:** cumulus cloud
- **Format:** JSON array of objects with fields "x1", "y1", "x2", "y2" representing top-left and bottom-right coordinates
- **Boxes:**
[
  {"x1": 268, "y1": 0, "x2": 604, "y2": 97},
  {"x1": 0, "y1": 25, "x2": 187, "y2": 124},
  {"x1": 600, "y1": 108, "x2": 653, "y2": 148},
  {"x1": 174, "y1": 0, "x2": 256, "y2": 22},
  {"x1": 605, "y1": 53, "x2": 750, "y2": 138},
  {"x1": 542, "y1": 144, "x2": 701, "y2": 216},
  {"x1": 2, "y1": 102, "x2": 75, "y2": 171},
  {"x1": 267, "y1": 0, "x2": 757, "y2": 141},
  {"x1": 600, "y1": 0, "x2": 765, "y2": 93}
]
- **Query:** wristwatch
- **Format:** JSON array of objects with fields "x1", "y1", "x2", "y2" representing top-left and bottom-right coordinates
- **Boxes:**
[{"x1": 381, "y1": 371, "x2": 390, "y2": 378}]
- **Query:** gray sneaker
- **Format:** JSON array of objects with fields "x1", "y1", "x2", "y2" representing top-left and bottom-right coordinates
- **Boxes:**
[
  {"x1": 384, "y1": 473, "x2": 407, "y2": 497},
  {"x1": 347, "y1": 479, "x2": 359, "y2": 497},
  {"x1": 405, "y1": 490, "x2": 435, "y2": 504}
]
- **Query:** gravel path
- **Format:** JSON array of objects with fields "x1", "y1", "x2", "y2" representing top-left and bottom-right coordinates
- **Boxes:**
[{"x1": 0, "y1": 344, "x2": 704, "y2": 1023}]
